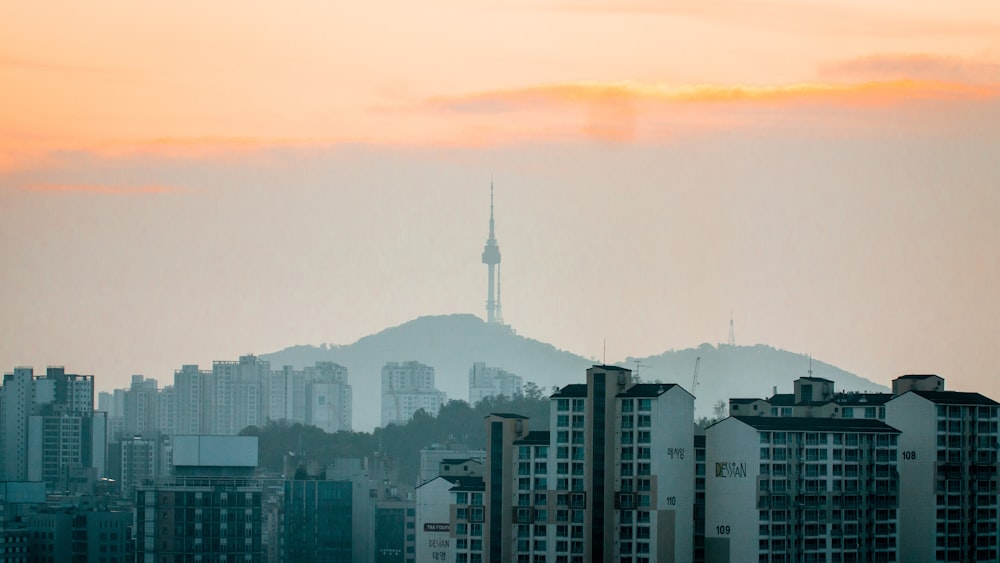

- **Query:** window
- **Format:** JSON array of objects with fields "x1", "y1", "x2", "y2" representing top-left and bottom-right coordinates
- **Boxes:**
[
  {"x1": 638, "y1": 415, "x2": 651, "y2": 428},
  {"x1": 470, "y1": 507, "x2": 484, "y2": 522},
  {"x1": 638, "y1": 399, "x2": 651, "y2": 411}
]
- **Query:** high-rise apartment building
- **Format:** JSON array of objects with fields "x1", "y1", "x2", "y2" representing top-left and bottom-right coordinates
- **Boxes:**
[
  {"x1": 479, "y1": 365, "x2": 694, "y2": 563},
  {"x1": 0, "y1": 368, "x2": 34, "y2": 481},
  {"x1": 124, "y1": 375, "x2": 158, "y2": 437},
  {"x1": 468, "y1": 363, "x2": 522, "y2": 405},
  {"x1": 305, "y1": 361, "x2": 352, "y2": 433},
  {"x1": 173, "y1": 365, "x2": 207, "y2": 435},
  {"x1": 382, "y1": 362, "x2": 447, "y2": 427},
  {"x1": 705, "y1": 416, "x2": 900, "y2": 562},
  {"x1": 885, "y1": 379, "x2": 1000, "y2": 563},
  {"x1": 1, "y1": 367, "x2": 105, "y2": 489},
  {"x1": 162, "y1": 358, "x2": 353, "y2": 436}
]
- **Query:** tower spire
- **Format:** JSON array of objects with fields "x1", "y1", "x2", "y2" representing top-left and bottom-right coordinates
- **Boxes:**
[{"x1": 482, "y1": 182, "x2": 502, "y2": 324}]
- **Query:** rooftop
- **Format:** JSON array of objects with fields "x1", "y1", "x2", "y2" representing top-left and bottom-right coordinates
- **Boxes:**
[
  {"x1": 909, "y1": 390, "x2": 999, "y2": 406},
  {"x1": 440, "y1": 458, "x2": 481, "y2": 466},
  {"x1": 617, "y1": 383, "x2": 679, "y2": 397},
  {"x1": 551, "y1": 384, "x2": 588, "y2": 398},
  {"x1": 513, "y1": 430, "x2": 550, "y2": 445},
  {"x1": 729, "y1": 416, "x2": 900, "y2": 433},
  {"x1": 485, "y1": 412, "x2": 528, "y2": 419}
]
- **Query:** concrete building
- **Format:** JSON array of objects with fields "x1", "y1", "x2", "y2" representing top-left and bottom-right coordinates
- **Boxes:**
[
  {"x1": 705, "y1": 416, "x2": 900, "y2": 563},
  {"x1": 155, "y1": 386, "x2": 176, "y2": 437},
  {"x1": 173, "y1": 365, "x2": 207, "y2": 435},
  {"x1": 25, "y1": 508, "x2": 132, "y2": 563},
  {"x1": 209, "y1": 355, "x2": 269, "y2": 435},
  {"x1": 885, "y1": 382, "x2": 999, "y2": 562},
  {"x1": 693, "y1": 434, "x2": 706, "y2": 563},
  {"x1": 135, "y1": 435, "x2": 264, "y2": 562},
  {"x1": 415, "y1": 475, "x2": 484, "y2": 563},
  {"x1": 729, "y1": 376, "x2": 893, "y2": 421},
  {"x1": 468, "y1": 363, "x2": 522, "y2": 405},
  {"x1": 481, "y1": 366, "x2": 695, "y2": 563},
  {"x1": 1, "y1": 367, "x2": 105, "y2": 490},
  {"x1": 124, "y1": 375, "x2": 158, "y2": 437},
  {"x1": 418, "y1": 445, "x2": 486, "y2": 486},
  {"x1": 284, "y1": 458, "x2": 380, "y2": 563},
  {"x1": 305, "y1": 361, "x2": 353, "y2": 433},
  {"x1": 375, "y1": 499, "x2": 417, "y2": 563},
  {"x1": 114, "y1": 433, "x2": 163, "y2": 497},
  {"x1": 283, "y1": 479, "x2": 356, "y2": 562},
  {"x1": 0, "y1": 368, "x2": 33, "y2": 482},
  {"x1": 382, "y1": 362, "x2": 448, "y2": 427}
]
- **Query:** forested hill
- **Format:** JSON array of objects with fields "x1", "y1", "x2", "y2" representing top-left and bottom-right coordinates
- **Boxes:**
[
  {"x1": 242, "y1": 392, "x2": 550, "y2": 486},
  {"x1": 261, "y1": 314, "x2": 888, "y2": 431}
]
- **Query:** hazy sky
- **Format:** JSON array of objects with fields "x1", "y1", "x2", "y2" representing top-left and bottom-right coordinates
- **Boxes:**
[{"x1": 2, "y1": 1, "x2": 999, "y2": 399}]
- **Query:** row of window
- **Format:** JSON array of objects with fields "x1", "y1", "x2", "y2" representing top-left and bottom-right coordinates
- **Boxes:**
[{"x1": 759, "y1": 433, "x2": 897, "y2": 447}]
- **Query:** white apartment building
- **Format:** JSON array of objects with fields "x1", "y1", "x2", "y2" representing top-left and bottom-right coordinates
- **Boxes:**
[
  {"x1": 481, "y1": 365, "x2": 694, "y2": 563},
  {"x1": 166, "y1": 358, "x2": 354, "y2": 436},
  {"x1": 468, "y1": 362, "x2": 522, "y2": 405},
  {"x1": 705, "y1": 416, "x2": 900, "y2": 563},
  {"x1": 416, "y1": 475, "x2": 486, "y2": 563},
  {"x1": 305, "y1": 361, "x2": 352, "y2": 433},
  {"x1": 885, "y1": 380, "x2": 999, "y2": 563},
  {"x1": 382, "y1": 361, "x2": 448, "y2": 427}
]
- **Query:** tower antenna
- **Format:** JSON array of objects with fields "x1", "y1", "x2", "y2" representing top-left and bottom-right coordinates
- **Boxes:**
[
  {"x1": 728, "y1": 313, "x2": 736, "y2": 346},
  {"x1": 481, "y1": 182, "x2": 502, "y2": 324}
]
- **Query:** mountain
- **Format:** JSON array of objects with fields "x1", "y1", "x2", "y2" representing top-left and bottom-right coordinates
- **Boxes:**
[
  {"x1": 260, "y1": 314, "x2": 888, "y2": 431},
  {"x1": 623, "y1": 343, "x2": 888, "y2": 419}
]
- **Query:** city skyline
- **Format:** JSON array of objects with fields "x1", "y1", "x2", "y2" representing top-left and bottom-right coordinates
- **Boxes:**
[{"x1": 1, "y1": 1, "x2": 999, "y2": 399}]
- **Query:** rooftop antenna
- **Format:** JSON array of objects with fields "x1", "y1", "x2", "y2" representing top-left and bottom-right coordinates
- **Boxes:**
[{"x1": 808, "y1": 354, "x2": 813, "y2": 377}]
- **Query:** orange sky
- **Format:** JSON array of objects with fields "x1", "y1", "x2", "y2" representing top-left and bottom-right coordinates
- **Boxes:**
[
  {"x1": 3, "y1": 0, "x2": 999, "y2": 162},
  {"x1": 2, "y1": 1, "x2": 1000, "y2": 428}
]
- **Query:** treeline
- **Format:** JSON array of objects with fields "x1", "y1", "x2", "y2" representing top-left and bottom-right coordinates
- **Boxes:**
[{"x1": 241, "y1": 383, "x2": 552, "y2": 485}]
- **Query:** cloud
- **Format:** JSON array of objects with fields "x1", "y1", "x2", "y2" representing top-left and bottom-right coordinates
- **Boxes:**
[
  {"x1": 20, "y1": 184, "x2": 186, "y2": 195},
  {"x1": 421, "y1": 76, "x2": 1000, "y2": 143},
  {"x1": 820, "y1": 54, "x2": 1000, "y2": 84},
  {"x1": 432, "y1": 79, "x2": 998, "y2": 113}
]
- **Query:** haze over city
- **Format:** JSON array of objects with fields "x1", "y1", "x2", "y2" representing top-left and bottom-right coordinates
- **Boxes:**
[{"x1": 2, "y1": 0, "x2": 999, "y2": 400}]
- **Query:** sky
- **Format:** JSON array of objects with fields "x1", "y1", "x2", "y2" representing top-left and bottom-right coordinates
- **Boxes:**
[{"x1": 2, "y1": 1, "x2": 999, "y2": 401}]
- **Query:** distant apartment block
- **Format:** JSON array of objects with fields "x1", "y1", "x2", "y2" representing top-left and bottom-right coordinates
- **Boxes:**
[
  {"x1": 146, "y1": 357, "x2": 353, "y2": 438},
  {"x1": 0, "y1": 367, "x2": 106, "y2": 490},
  {"x1": 382, "y1": 362, "x2": 447, "y2": 427},
  {"x1": 468, "y1": 362, "x2": 522, "y2": 405}
]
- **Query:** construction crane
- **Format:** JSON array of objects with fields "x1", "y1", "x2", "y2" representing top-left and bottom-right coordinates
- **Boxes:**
[{"x1": 691, "y1": 356, "x2": 701, "y2": 393}]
